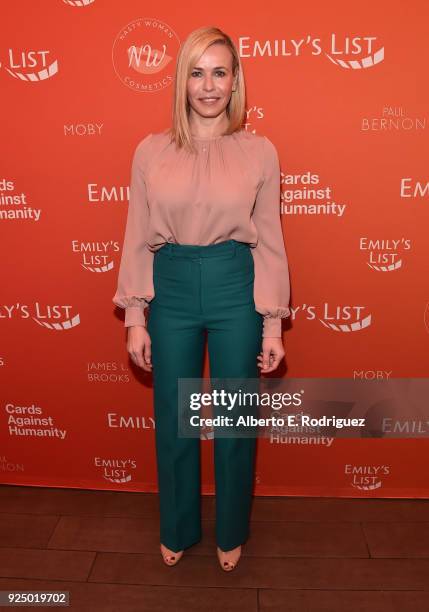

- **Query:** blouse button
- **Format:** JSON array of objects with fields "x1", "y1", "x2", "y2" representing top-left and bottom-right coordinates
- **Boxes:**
[{"x1": 202, "y1": 146, "x2": 207, "y2": 152}]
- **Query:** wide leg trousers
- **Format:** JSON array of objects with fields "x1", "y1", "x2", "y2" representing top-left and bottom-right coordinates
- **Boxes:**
[{"x1": 146, "y1": 239, "x2": 263, "y2": 553}]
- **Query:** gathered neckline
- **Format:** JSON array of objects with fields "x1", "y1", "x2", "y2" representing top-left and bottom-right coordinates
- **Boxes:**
[
  {"x1": 191, "y1": 134, "x2": 226, "y2": 141},
  {"x1": 191, "y1": 130, "x2": 245, "y2": 142}
]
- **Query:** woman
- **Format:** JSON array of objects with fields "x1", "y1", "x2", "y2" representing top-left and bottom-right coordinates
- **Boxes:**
[{"x1": 112, "y1": 26, "x2": 291, "y2": 571}]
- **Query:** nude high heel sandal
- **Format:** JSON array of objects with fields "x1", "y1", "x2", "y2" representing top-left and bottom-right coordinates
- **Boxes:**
[
  {"x1": 217, "y1": 545, "x2": 242, "y2": 571},
  {"x1": 160, "y1": 543, "x2": 184, "y2": 566}
]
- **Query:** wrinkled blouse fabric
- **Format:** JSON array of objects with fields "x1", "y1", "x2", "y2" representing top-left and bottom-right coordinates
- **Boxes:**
[{"x1": 112, "y1": 128, "x2": 291, "y2": 337}]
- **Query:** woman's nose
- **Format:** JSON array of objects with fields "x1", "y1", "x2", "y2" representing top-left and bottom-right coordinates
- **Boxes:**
[{"x1": 203, "y1": 77, "x2": 215, "y2": 90}]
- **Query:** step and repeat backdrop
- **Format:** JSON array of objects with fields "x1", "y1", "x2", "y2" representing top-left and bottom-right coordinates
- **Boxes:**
[{"x1": 1, "y1": 0, "x2": 428, "y2": 497}]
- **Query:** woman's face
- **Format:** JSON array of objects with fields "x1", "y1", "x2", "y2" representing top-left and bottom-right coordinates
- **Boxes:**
[{"x1": 187, "y1": 43, "x2": 236, "y2": 123}]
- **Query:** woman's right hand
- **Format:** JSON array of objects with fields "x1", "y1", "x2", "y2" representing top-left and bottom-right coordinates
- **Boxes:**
[{"x1": 127, "y1": 325, "x2": 152, "y2": 371}]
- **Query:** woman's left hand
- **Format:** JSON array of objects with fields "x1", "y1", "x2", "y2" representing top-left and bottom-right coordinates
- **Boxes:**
[{"x1": 257, "y1": 337, "x2": 285, "y2": 374}]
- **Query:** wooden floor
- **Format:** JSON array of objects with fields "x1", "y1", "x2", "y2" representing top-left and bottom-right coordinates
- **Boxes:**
[{"x1": 0, "y1": 485, "x2": 428, "y2": 611}]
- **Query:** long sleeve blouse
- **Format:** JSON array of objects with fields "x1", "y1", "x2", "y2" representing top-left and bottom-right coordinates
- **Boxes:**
[{"x1": 112, "y1": 128, "x2": 291, "y2": 337}]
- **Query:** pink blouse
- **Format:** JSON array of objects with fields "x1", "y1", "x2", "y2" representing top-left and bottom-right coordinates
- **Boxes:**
[{"x1": 112, "y1": 128, "x2": 291, "y2": 337}]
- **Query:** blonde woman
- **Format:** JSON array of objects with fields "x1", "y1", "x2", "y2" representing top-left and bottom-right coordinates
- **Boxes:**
[{"x1": 113, "y1": 26, "x2": 291, "y2": 571}]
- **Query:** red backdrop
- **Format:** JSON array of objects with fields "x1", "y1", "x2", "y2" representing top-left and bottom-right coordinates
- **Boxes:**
[{"x1": 1, "y1": 0, "x2": 428, "y2": 497}]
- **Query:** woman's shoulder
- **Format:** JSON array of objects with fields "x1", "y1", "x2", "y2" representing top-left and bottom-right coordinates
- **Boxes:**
[
  {"x1": 232, "y1": 128, "x2": 275, "y2": 151},
  {"x1": 150, "y1": 127, "x2": 174, "y2": 143},
  {"x1": 134, "y1": 128, "x2": 169, "y2": 150},
  {"x1": 230, "y1": 128, "x2": 260, "y2": 143},
  {"x1": 232, "y1": 130, "x2": 278, "y2": 167},
  {"x1": 132, "y1": 129, "x2": 172, "y2": 167}
]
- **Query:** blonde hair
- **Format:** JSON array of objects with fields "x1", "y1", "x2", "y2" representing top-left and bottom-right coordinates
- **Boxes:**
[{"x1": 168, "y1": 26, "x2": 246, "y2": 153}]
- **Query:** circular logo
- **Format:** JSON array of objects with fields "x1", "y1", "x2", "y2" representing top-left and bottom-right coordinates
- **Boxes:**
[{"x1": 112, "y1": 17, "x2": 180, "y2": 92}]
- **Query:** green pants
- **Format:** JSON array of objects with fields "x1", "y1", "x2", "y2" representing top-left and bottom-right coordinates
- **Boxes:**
[{"x1": 147, "y1": 239, "x2": 263, "y2": 552}]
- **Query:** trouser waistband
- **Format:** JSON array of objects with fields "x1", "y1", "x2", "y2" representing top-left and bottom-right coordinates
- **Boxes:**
[{"x1": 157, "y1": 239, "x2": 250, "y2": 259}]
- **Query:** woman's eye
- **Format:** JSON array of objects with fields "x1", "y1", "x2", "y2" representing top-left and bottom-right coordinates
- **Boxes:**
[{"x1": 191, "y1": 70, "x2": 226, "y2": 77}]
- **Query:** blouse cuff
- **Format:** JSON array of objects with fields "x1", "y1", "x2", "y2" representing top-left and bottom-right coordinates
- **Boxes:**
[
  {"x1": 261, "y1": 306, "x2": 291, "y2": 338},
  {"x1": 262, "y1": 316, "x2": 282, "y2": 338},
  {"x1": 125, "y1": 305, "x2": 147, "y2": 327}
]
